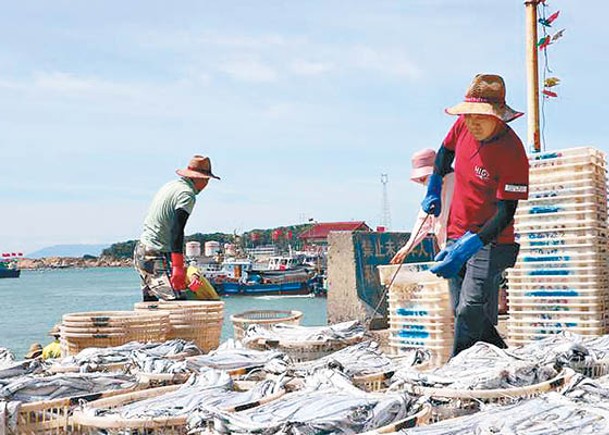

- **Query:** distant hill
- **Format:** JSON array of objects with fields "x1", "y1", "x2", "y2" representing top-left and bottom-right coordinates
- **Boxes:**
[{"x1": 27, "y1": 244, "x2": 110, "y2": 259}]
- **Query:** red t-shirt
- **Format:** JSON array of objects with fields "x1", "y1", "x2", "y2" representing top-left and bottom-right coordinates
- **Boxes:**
[{"x1": 443, "y1": 116, "x2": 529, "y2": 244}]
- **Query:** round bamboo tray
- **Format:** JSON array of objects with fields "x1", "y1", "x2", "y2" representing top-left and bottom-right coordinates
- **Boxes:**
[
  {"x1": 396, "y1": 368, "x2": 575, "y2": 422},
  {"x1": 231, "y1": 310, "x2": 303, "y2": 341},
  {"x1": 134, "y1": 301, "x2": 224, "y2": 353},
  {"x1": 71, "y1": 381, "x2": 285, "y2": 434},
  {"x1": 352, "y1": 357, "x2": 432, "y2": 393},
  {"x1": 245, "y1": 335, "x2": 365, "y2": 363},
  {"x1": 60, "y1": 311, "x2": 170, "y2": 356},
  {"x1": 14, "y1": 382, "x2": 143, "y2": 434}
]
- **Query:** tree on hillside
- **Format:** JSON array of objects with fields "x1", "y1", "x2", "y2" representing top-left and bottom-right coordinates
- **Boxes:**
[{"x1": 102, "y1": 224, "x2": 313, "y2": 259}]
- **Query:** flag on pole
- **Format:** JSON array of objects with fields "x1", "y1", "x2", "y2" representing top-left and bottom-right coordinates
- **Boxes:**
[
  {"x1": 542, "y1": 89, "x2": 558, "y2": 98},
  {"x1": 538, "y1": 36, "x2": 551, "y2": 50},
  {"x1": 539, "y1": 10, "x2": 560, "y2": 27}
]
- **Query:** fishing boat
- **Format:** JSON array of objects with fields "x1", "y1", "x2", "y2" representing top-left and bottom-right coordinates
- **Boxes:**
[
  {"x1": 0, "y1": 253, "x2": 22, "y2": 278},
  {"x1": 207, "y1": 259, "x2": 325, "y2": 297}
]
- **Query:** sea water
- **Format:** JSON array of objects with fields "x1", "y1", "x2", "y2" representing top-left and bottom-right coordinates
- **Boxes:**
[{"x1": 0, "y1": 268, "x2": 327, "y2": 358}]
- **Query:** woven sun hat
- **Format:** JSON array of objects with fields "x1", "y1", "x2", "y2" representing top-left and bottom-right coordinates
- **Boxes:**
[
  {"x1": 410, "y1": 148, "x2": 436, "y2": 184},
  {"x1": 445, "y1": 74, "x2": 524, "y2": 123},
  {"x1": 25, "y1": 343, "x2": 43, "y2": 359},
  {"x1": 48, "y1": 324, "x2": 61, "y2": 338},
  {"x1": 176, "y1": 155, "x2": 221, "y2": 180}
]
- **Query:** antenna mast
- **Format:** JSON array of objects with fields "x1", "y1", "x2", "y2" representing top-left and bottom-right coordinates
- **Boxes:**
[{"x1": 380, "y1": 173, "x2": 391, "y2": 230}]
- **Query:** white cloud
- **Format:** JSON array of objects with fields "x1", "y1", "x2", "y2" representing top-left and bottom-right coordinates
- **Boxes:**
[
  {"x1": 218, "y1": 57, "x2": 278, "y2": 83},
  {"x1": 289, "y1": 59, "x2": 334, "y2": 76}
]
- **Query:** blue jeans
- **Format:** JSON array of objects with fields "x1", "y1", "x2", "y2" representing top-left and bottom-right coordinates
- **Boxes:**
[{"x1": 447, "y1": 241, "x2": 519, "y2": 356}]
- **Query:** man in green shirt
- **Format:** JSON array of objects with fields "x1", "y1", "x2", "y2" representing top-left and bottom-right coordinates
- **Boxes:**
[{"x1": 134, "y1": 155, "x2": 220, "y2": 301}]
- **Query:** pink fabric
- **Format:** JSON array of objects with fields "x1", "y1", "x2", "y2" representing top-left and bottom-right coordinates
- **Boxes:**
[
  {"x1": 400, "y1": 172, "x2": 455, "y2": 256},
  {"x1": 410, "y1": 148, "x2": 436, "y2": 182}
]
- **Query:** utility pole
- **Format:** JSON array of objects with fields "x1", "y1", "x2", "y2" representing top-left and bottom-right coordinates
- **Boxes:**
[
  {"x1": 525, "y1": 0, "x2": 542, "y2": 153},
  {"x1": 380, "y1": 173, "x2": 391, "y2": 230}
]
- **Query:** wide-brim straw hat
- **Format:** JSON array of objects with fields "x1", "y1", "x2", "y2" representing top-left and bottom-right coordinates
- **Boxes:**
[
  {"x1": 25, "y1": 343, "x2": 43, "y2": 359},
  {"x1": 410, "y1": 148, "x2": 436, "y2": 183},
  {"x1": 176, "y1": 155, "x2": 221, "y2": 180},
  {"x1": 445, "y1": 74, "x2": 524, "y2": 123},
  {"x1": 48, "y1": 324, "x2": 61, "y2": 337}
]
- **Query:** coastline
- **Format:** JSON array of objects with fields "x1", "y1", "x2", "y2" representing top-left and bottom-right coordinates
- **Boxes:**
[{"x1": 18, "y1": 257, "x2": 132, "y2": 270}]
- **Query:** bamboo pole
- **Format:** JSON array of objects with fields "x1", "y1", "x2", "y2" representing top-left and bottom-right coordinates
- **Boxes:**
[{"x1": 525, "y1": 1, "x2": 541, "y2": 153}]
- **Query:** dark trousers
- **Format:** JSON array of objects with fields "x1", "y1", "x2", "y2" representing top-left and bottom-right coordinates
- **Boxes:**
[{"x1": 448, "y1": 242, "x2": 519, "y2": 356}]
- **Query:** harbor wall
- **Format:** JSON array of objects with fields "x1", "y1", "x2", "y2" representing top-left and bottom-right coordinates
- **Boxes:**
[{"x1": 327, "y1": 231, "x2": 437, "y2": 328}]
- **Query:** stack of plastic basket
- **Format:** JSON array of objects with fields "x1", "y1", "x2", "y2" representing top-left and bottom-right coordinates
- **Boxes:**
[
  {"x1": 378, "y1": 262, "x2": 453, "y2": 366},
  {"x1": 508, "y1": 146, "x2": 609, "y2": 345},
  {"x1": 135, "y1": 300, "x2": 224, "y2": 352},
  {"x1": 60, "y1": 311, "x2": 170, "y2": 356}
]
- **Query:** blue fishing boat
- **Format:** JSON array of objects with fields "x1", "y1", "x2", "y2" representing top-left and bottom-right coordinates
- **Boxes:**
[{"x1": 211, "y1": 265, "x2": 325, "y2": 297}]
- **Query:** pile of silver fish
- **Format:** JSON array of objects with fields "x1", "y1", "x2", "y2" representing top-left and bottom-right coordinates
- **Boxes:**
[
  {"x1": 509, "y1": 331, "x2": 609, "y2": 368},
  {"x1": 293, "y1": 341, "x2": 428, "y2": 379},
  {"x1": 51, "y1": 339, "x2": 201, "y2": 372},
  {"x1": 398, "y1": 375, "x2": 609, "y2": 434},
  {"x1": 80, "y1": 368, "x2": 283, "y2": 421},
  {"x1": 190, "y1": 369, "x2": 424, "y2": 434},
  {"x1": 243, "y1": 320, "x2": 367, "y2": 344},
  {"x1": 0, "y1": 372, "x2": 137, "y2": 402},
  {"x1": 130, "y1": 342, "x2": 287, "y2": 375},
  {"x1": 392, "y1": 342, "x2": 558, "y2": 390},
  {"x1": 0, "y1": 348, "x2": 51, "y2": 385}
]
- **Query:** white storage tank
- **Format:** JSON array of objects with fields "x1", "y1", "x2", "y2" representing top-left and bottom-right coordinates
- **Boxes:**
[
  {"x1": 185, "y1": 241, "x2": 201, "y2": 258},
  {"x1": 204, "y1": 241, "x2": 221, "y2": 257}
]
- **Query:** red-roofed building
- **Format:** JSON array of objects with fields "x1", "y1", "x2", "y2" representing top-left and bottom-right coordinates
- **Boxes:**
[{"x1": 298, "y1": 221, "x2": 372, "y2": 244}]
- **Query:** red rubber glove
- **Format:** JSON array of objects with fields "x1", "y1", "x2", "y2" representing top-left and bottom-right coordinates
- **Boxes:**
[
  {"x1": 170, "y1": 253, "x2": 187, "y2": 290},
  {"x1": 188, "y1": 276, "x2": 201, "y2": 291}
]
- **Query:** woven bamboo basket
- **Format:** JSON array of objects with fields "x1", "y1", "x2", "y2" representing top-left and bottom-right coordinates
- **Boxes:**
[
  {"x1": 245, "y1": 335, "x2": 364, "y2": 363},
  {"x1": 13, "y1": 382, "x2": 144, "y2": 434},
  {"x1": 352, "y1": 357, "x2": 432, "y2": 393},
  {"x1": 134, "y1": 301, "x2": 224, "y2": 353},
  {"x1": 230, "y1": 310, "x2": 303, "y2": 341},
  {"x1": 60, "y1": 311, "x2": 170, "y2": 357},
  {"x1": 395, "y1": 368, "x2": 574, "y2": 422},
  {"x1": 71, "y1": 381, "x2": 285, "y2": 434}
]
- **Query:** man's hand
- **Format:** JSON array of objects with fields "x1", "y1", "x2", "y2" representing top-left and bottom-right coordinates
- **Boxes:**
[
  {"x1": 430, "y1": 232, "x2": 483, "y2": 278},
  {"x1": 188, "y1": 276, "x2": 202, "y2": 291},
  {"x1": 421, "y1": 173, "x2": 443, "y2": 217},
  {"x1": 170, "y1": 253, "x2": 187, "y2": 290}
]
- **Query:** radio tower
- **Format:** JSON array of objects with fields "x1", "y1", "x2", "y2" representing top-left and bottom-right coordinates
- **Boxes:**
[{"x1": 380, "y1": 173, "x2": 391, "y2": 230}]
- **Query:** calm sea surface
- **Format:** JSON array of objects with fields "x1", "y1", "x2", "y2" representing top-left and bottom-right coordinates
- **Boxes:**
[{"x1": 0, "y1": 268, "x2": 327, "y2": 359}]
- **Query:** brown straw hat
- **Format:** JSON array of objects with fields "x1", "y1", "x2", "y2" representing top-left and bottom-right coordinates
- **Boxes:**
[
  {"x1": 48, "y1": 324, "x2": 61, "y2": 337},
  {"x1": 25, "y1": 343, "x2": 43, "y2": 359},
  {"x1": 445, "y1": 74, "x2": 524, "y2": 123},
  {"x1": 176, "y1": 155, "x2": 221, "y2": 180}
]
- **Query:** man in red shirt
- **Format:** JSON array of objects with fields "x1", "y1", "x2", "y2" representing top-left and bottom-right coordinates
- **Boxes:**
[{"x1": 421, "y1": 74, "x2": 529, "y2": 355}]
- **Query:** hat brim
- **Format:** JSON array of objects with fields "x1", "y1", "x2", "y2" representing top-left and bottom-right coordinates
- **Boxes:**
[
  {"x1": 410, "y1": 166, "x2": 433, "y2": 183},
  {"x1": 176, "y1": 169, "x2": 221, "y2": 180},
  {"x1": 445, "y1": 102, "x2": 524, "y2": 123}
]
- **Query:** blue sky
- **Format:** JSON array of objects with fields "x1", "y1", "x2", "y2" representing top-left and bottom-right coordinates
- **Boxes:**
[{"x1": 1, "y1": 1, "x2": 607, "y2": 254}]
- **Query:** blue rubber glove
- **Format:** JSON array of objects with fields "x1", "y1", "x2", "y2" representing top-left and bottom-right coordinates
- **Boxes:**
[
  {"x1": 430, "y1": 232, "x2": 484, "y2": 278},
  {"x1": 421, "y1": 173, "x2": 443, "y2": 217}
]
